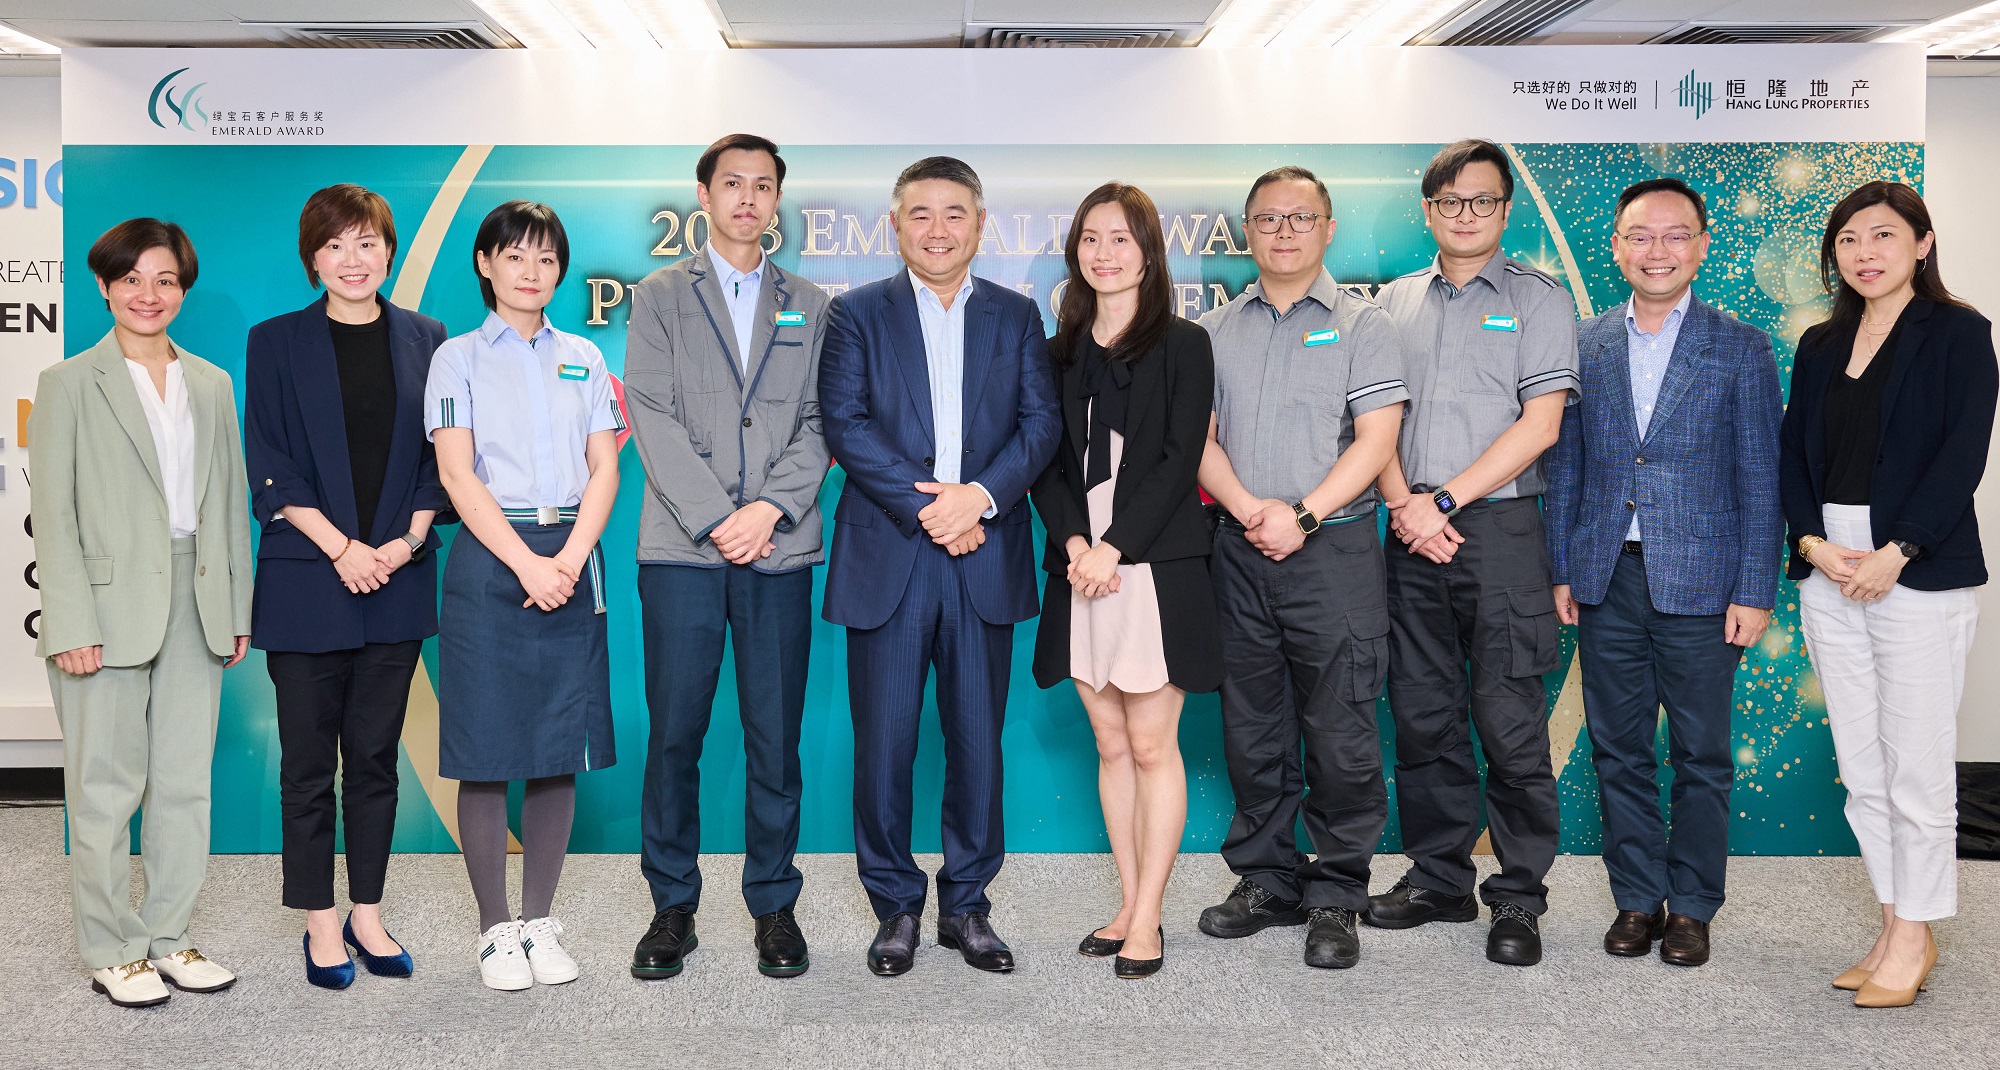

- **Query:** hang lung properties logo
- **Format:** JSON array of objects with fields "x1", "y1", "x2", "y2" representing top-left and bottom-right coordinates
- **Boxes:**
[
  {"x1": 148, "y1": 67, "x2": 208, "y2": 130},
  {"x1": 1675, "y1": 69, "x2": 1714, "y2": 120}
]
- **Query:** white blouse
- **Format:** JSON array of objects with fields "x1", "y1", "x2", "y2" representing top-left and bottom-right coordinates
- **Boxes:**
[{"x1": 124, "y1": 357, "x2": 197, "y2": 537}]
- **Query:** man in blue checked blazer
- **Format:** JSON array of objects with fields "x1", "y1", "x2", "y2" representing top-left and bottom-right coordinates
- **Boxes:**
[{"x1": 1543, "y1": 178, "x2": 1783, "y2": 969}]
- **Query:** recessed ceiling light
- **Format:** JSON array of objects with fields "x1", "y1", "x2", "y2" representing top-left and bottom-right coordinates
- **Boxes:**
[
  {"x1": 1887, "y1": 0, "x2": 2000, "y2": 57},
  {"x1": 0, "y1": 21, "x2": 59, "y2": 55},
  {"x1": 472, "y1": 0, "x2": 723, "y2": 49},
  {"x1": 1201, "y1": 0, "x2": 1479, "y2": 48}
]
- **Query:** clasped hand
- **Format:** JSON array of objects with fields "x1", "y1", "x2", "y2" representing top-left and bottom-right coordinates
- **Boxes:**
[
  {"x1": 1065, "y1": 535, "x2": 1122, "y2": 597},
  {"x1": 710, "y1": 501, "x2": 781, "y2": 565},
  {"x1": 1811, "y1": 541, "x2": 1902, "y2": 602},
  {"x1": 1239, "y1": 499, "x2": 1305, "y2": 561},
  {"x1": 1385, "y1": 494, "x2": 1465, "y2": 563},
  {"x1": 516, "y1": 554, "x2": 582, "y2": 611},
  {"x1": 915, "y1": 481, "x2": 989, "y2": 556},
  {"x1": 334, "y1": 538, "x2": 410, "y2": 594}
]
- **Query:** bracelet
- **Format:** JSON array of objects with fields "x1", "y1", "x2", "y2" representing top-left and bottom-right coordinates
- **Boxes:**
[
  {"x1": 332, "y1": 538, "x2": 359, "y2": 563},
  {"x1": 1797, "y1": 535, "x2": 1824, "y2": 561}
]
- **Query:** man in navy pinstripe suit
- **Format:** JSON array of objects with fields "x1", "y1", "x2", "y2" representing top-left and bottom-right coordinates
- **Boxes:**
[
  {"x1": 1544, "y1": 177, "x2": 1783, "y2": 968},
  {"x1": 819, "y1": 156, "x2": 1061, "y2": 976}
]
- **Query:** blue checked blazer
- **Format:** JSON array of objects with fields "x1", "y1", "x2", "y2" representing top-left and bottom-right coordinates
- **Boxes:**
[{"x1": 1545, "y1": 294, "x2": 1784, "y2": 615}]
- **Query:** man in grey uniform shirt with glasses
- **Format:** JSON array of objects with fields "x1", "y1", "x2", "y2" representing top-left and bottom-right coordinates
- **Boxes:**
[
  {"x1": 1370, "y1": 139, "x2": 1579, "y2": 968},
  {"x1": 1195, "y1": 165, "x2": 1407, "y2": 970}
]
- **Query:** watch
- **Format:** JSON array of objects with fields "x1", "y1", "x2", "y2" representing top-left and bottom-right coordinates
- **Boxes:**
[
  {"x1": 401, "y1": 531, "x2": 429, "y2": 563},
  {"x1": 1431, "y1": 487, "x2": 1461, "y2": 517},
  {"x1": 1891, "y1": 539, "x2": 1925, "y2": 561},
  {"x1": 1293, "y1": 502, "x2": 1321, "y2": 536}
]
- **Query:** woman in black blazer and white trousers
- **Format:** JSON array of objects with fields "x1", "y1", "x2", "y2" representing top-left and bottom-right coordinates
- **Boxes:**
[
  {"x1": 244, "y1": 185, "x2": 449, "y2": 988},
  {"x1": 1780, "y1": 181, "x2": 1998, "y2": 1008},
  {"x1": 1031, "y1": 183, "x2": 1222, "y2": 979}
]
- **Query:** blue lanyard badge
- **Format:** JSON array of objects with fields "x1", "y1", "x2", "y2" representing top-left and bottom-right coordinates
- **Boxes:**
[
  {"x1": 1481, "y1": 315, "x2": 1518, "y2": 332},
  {"x1": 1303, "y1": 328, "x2": 1340, "y2": 347},
  {"x1": 775, "y1": 310, "x2": 807, "y2": 327},
  {"x1": 556, "y1": 363, "x2": 590, "y2": 381}
]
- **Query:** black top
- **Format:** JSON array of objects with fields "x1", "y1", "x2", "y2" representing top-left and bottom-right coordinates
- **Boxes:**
[
  {"x1": 1075, "y1": 335, "x2": 1133, "y2": 491},
  {"x1": 1821, "y1": 319, "x2": 1899, "y2": 506},
  {"x1": 328, "y1": 309, "x2": 396, "y2": 542}
]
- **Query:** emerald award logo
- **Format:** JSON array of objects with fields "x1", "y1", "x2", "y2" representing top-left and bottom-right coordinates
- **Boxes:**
[{"x1": 148, "y1": 68, "x2": 208, "y2": 131}]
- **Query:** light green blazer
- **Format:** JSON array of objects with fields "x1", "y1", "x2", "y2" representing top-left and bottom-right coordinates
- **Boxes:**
[{"x1": 29, "y1": 331, "x2": 254, "y2": 665}]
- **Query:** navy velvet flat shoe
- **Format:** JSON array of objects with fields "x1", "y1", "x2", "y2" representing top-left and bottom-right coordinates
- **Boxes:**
[
  {"x1": 344, "y1": 916, "x2": 414, "y2": 977},
  {"x1": 304, "y1": 932, "x2": 355, "y2": 990}
]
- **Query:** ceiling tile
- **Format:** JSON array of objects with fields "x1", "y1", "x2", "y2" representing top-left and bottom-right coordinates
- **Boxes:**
[
  {"x1": 727, "y1": 19, "x2": 961, "y2": 45},
  {"x1": 717, "y1": 0, "x2": 960, "y2": 23},
  {"x1": 970, "y1": 0, "x2": 1224, "y2": 22},
  {"x1": 203, "y1": 0, "x2": 483, "y2": 20},
  {"x1": 2, "y1": 18, "x2": 270, "y2": 46},
  {"x1": 0, "y1": 0, "x2": 229, "y2": 17}
]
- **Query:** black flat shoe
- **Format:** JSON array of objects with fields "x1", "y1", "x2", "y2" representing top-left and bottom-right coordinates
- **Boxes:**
[
  {"x1": 868, "y1": 913, "x2": 919, "y2": 977},
  {"x1": 1078, "y1": 927, "x2": 1124, "y2": 958},
  {"x1": 754, "y1": 908, "x2": 810, "y2": 978},
  {"x1": 631, "y1": 907, "x2": 697, "y2": 979},
  {"x1": 1115, "y1": 930, "x2": 1164, "y2": 980}
]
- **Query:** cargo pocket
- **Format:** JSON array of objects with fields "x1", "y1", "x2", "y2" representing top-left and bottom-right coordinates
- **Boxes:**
[
  {"x1": 1504, "y1": 585, "x2": 1560, "y2": 678},
  {"x1": 1344, "y1": 606, "x2": 1391, "y2": 703},
  {"x1": 83, "y1": 556, "x2": 113, "y2": 585}
]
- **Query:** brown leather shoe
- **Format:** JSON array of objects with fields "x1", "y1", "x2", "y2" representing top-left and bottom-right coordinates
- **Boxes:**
[
  {"x1": 1659, "y1": 913, "x2": 1710, "y2": 967},
  {"x1": 1603, "y1": 909, "x2": 1666, "y2": 957}
]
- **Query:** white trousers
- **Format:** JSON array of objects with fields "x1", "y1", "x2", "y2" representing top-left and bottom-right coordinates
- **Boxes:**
[{"x1": 1798, "y1": 504, "x2": 1976, "y2": 921}]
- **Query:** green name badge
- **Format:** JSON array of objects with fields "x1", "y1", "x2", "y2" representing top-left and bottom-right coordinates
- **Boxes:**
[
  {"x1": 556, "y1": 364, "x2": 589, "y2": 381},
  {"x1": 1303, "y1": 328, "x2": 1340, "y2": 347},
  {"x1": 1481, "y1": 314, "x2": 1519, "y2": 332},
  {"x1": 775, "y1": 310, "x2": 807, "y2": 326}
]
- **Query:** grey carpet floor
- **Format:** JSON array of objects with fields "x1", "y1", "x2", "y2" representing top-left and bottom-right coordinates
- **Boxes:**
[{"x1": 1, "y1": 805, "x2": 1994, "y2": 1070}]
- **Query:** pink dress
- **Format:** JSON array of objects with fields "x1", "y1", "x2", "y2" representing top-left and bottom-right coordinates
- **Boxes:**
[{"x1": 1068, "y1": 418, "x2": 1171, "y2": 693}]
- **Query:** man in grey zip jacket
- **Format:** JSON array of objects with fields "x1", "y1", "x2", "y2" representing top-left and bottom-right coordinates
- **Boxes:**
[{"x1": 620, "y1": 133, "x2": 832, "y2": 981}]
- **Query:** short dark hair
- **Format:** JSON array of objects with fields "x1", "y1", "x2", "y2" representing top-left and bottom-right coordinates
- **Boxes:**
[
  {"x1": 1421, "y1": 139, "x2": 1515, "y2": 202},
  {"x1": 298, "y1": 183, "x2": 398, "y2": 288},
  {"x1": 891, "y1": 156, "x2": 984, "y2": 215},
  {"x1": 696, "y1": 133, "x2": 786, "y2": 190},
  {"x1": 88, "y1": 218, "x2": 198, "y2": 292},
  {"x1": 1613, "y1": 178, "x2": 1708, "y2": 232},
  {"x1": 1244, "y1": 165, "x2": 1331, "y2": 219},
  {"x1": 472, "y1": 200, "x2": 569, "y2": 311}
]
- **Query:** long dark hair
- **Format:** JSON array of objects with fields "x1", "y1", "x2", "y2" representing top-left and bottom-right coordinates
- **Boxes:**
[
  {"x1": 1051, "y1": 183, "x2": 1173, "y2": 367},
  {"x1": 1818, "y1": 181, "x2": 1967, "y2": 332}
]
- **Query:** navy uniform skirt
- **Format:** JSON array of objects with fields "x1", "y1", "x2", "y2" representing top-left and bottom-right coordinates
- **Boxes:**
[{"x1": 438, "y1": 520, "x2": 616, "y2": 782}]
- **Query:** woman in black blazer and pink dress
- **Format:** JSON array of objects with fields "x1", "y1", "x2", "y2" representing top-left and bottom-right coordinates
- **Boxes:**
[{"x1": 1031, "y1": 183, "x2": 1222, "y2": 979}]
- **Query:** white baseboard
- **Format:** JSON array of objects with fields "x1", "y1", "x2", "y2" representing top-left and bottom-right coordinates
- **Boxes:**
[{"x1": 0, "y1": 739, "x2": 61, "y2": 767}]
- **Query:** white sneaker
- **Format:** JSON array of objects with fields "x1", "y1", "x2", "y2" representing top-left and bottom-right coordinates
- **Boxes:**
[
  {"x1": 149, "y1": 948, "x2": 237, "y2": 993},
  {"x1": 519, "y1": 915, "x2": 580, "y2": 985},
  {"x1": 476, "y1": 921, "x2": 533, "y2": 991},
  {"x1": 91, "y1": 959, "x2": 171, "y2": 1007}
]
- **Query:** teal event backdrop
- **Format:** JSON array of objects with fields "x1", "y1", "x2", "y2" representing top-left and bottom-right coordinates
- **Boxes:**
[{"x1": 60, "y1": 136, "x2": 1918, "y2": 855}]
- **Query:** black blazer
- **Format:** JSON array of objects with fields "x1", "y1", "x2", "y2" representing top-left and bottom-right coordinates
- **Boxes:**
[
  {"x1": 1779, "y1": 298, "x2": 1998, "y2": 591},
  {"x1": 244, "y1": 296, "x2": 451, "y2": 652}
]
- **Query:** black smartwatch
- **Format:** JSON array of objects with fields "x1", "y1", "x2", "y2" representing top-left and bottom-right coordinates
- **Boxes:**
[
  {"x1": 1293, "y1": 502, "x2": 1321, "y2": 536},
  {"x1": 1891, "y1": 539, "x2": 1925, "y2": 561},
  {"x1": 1431, "y1": 487, "x2": 1461, "y2": 517},
  {"x1": 401, "y1": 531, "x2": 429, "y2": 563}
]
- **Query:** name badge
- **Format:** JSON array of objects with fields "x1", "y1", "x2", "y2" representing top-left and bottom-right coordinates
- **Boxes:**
[
  {"x1": 774, "y1": 310, "x2": 807, "y2": 327},
  {"x1": 1481, "y1": 315, "x2": 1518, "y2": 332},
  {"x1": 556, "y1": 364, "x2": 589, "y2": 381},
  {"x1": 1303, "y1": 328, "x2": 1340, "y2": 347}
]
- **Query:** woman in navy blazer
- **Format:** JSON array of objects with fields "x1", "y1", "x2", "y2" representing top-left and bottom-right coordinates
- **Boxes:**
[
  {"x1": 244, "y1": 185, "x2": 449, "y2": 989},
  {"x1": 1780, "y1": 181, "x2": 1998, "y2": 1008}
]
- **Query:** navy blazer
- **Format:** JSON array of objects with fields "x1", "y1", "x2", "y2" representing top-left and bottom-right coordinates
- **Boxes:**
[
  {"x1": 245, "y1": 296, "x2": 450, "y2": 652},
  {"x1": 1545, "y1": 294, "x2": 1785, "y2": 615},
  {"x1": 1780, "y1": 298, "x2": 1998, "y2": 591},
  {"x1": 819, "y1": 271, "x2": 1062, "y2": 630}
]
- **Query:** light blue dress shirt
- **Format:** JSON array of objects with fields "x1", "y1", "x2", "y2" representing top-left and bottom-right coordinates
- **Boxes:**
[
  {"x1": 713, "y1": 249, "x2": 765, "y2": 372},
  {"x1": 424, "y1": 311, "x2": 625, "y2": 511},
  {"x1": 1623, "y1": 288, "x2": 1691, "y2": 541},
  {"x1": 909, "y1": 272, "x2": 995, "y2": 516}
]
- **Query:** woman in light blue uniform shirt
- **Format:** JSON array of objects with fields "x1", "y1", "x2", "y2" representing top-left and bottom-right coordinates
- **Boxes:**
[{"x1": 424, "y1": 201, "x2": 624, "y2": 992}]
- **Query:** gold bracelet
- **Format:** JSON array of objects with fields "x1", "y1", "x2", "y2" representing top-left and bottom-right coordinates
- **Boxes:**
[{"x1": 1798, "y1": 535, "x2": 1824, "y2": 560}]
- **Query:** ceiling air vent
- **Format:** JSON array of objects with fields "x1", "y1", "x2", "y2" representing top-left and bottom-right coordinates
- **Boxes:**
[
  {"x1": 972, "y1": 26, "x2": 1183, "y2": 48},
  {"x1": 242, "y1": 21, "x2": 516, "y2": 49},
  {"x1": 1420, "y1": 0, "x2": 1596, "y2": 47},
  {"x1": 1650, "y1": 23, "x2": 1895, "y2": 45}
]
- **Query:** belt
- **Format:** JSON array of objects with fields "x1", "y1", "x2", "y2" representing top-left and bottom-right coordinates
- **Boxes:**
[
  {"x1": 498, "y1": 507, "x2": 605, "y2": 614},
  {"x1": 1622, "y1": 540, "x2": 1643, "y2": 556}
]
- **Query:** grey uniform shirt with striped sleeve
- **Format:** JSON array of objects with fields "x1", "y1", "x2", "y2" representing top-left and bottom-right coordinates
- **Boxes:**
[
  {"x1": 1198, "y1": 269, "x2": 1409, "y2": 520},
  {"x1": 1375, "y1": 251, "x2": 1579, "y2": 500}
]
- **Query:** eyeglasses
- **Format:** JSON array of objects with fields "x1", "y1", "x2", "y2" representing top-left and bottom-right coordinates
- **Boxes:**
[
  {"x1": 1617, "y1": 231, "x2": 1705, "y2": 250},
  {"x1": 1426, "y1": 195, "x2": 1507, "y2": 219},
  {"x1": 1246, "y1": 212, "x2": 1325, "y2": 234}
]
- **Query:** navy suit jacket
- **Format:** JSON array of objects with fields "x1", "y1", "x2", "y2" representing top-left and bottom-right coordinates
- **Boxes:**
[
  {"x1": 819, "y1": 271, "x2": 1061, "y2": 630},
  {"x1": 1780, "y1": 298, "x2": 1998, "y2": 591},
  {"x1": 1545, "y1": 294, "x2": 1784, "y2": 615},
  {"x1": 244, "y1": 296, "x2": 450, "y2": 652}
]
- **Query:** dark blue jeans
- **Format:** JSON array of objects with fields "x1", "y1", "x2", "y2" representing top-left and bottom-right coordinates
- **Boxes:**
[
  {"x1": 638, "y1": 563, "x2": 813, "y2": 918},
  {"x1": 1577, "y1": 552, "x2": 1743, "y2": 922}
]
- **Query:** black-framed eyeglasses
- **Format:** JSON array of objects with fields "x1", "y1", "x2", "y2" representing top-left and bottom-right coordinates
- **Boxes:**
[
  {"x1": 1246, "y1": 212, "x2": 1325, "y2": 234},
  {"x1": 1426, "y1": 195, "x2": 1507, "y2": 219}
]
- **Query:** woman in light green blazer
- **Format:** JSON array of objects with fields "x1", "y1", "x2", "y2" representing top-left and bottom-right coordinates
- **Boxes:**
[{"x1": 30, "y1": 219, "x2": 253, "y2": 1009}]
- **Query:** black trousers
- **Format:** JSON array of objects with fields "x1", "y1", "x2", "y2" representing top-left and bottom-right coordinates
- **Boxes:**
[
  {"x1": 1213, "y1": 518, "x2": 1391, "y2": 911},
  {"x1": 267, "y1": 640, "x2": 423, "y2": 910},
  {"x1": 1384, "y1": 497, "x2": 1561, "y2": 912}
]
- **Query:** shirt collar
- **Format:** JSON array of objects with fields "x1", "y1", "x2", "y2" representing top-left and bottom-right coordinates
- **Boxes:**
[
  {"x1": 1243, "y1": 268, "x2": 1344, "y2": 316},
  {"x1": 711, "y1": 248, "x2": 766, "y2": 288},
  {"x1": 478, "y1": 309, "x2": 554, "y2": 346},
  {"x1": 1424, "y1": 250, "x2": 1508, "y2": 296},
  {"x1": 909, "y1": 270, "x2": 975, "y2": 309},
  {"x1": 1624, "y1": 288, "x2": 1694, "y2": 333}
]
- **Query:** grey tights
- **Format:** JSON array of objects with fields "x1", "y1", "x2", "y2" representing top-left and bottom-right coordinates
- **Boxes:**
[{"x1": 457, "y1": 775, "x2": 576, "y2": 932}]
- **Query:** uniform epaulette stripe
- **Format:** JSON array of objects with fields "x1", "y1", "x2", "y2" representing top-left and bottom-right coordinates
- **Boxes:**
[
  {"x1": 1503, "y1": 263, "x2": 1561, "y2": 288},
  {"x1": 1346, "y1": 380, "x2": 1406, "y2": 403},
  {"x1": 1519, "y1": 368, "x2": 1580, "y2": 388},
  {"x1": 438, "y1": 398, "x2": 456, "y2": 428}
]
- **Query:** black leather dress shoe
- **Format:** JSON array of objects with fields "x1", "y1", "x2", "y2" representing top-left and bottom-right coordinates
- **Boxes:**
[
  {"x1": 1486, "y1": 903, "x2": 1543, "y2": 966},
  {"x1": 1114, "y1": 928, "x2": 1163, "y2": 979},
  {"x1": 1603, "y1": 909, "x2": 1666, "y2": 957},
  {"x1": 631, "y1": 907, "x2": 697, "y2": 979},
  {"x1": 1198, "y1": 877, "x2": 1306, "y2": 939},
  {"x1": 1078, "y1": 928, "x2": 1124, "y2": 958},
  {"x1": 754, "y1": 908, "x2": 809, "y2": 978},
  {"x1": 1304, "y1": 907, "x2": 1361, "y2": 970},
  {"x1": 868, "y1": 913, "x2": 919, "y2": 977},
  {"x1": 1659, "y1": 913, "x2": 1711, "y2": 967},
  {"x1": 1364, "y1": 877, "x2": 1479, "y2": 930},
  {"x1": 937, "y1": 912, "x2": 1015, "y2": 972}
]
